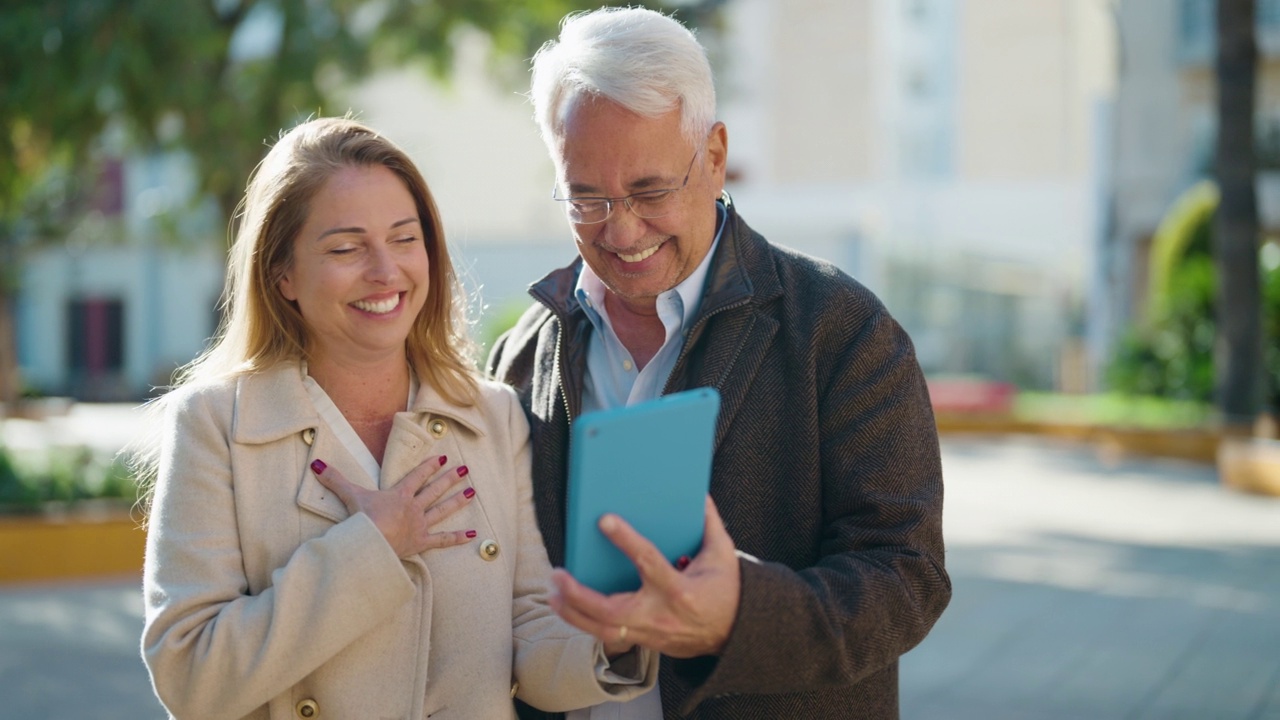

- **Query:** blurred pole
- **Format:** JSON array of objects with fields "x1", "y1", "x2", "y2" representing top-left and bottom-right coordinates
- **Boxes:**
[
  {"x1": 1213, "y1": 0, "x2": 1264, "y2": 430},
  {"x1": 0, "y1": 232, "x2": 18, "y2": 407}
]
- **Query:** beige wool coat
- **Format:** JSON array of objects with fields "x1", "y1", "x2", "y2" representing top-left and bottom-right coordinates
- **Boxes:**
[{"x1": 142, "y1": 362, "x2": 655, "y2": 720}]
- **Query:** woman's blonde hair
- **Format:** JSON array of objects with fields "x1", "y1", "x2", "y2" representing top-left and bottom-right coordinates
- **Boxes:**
[{"x1": 131, "y1": 117, "x2": 477, "y2": 516}]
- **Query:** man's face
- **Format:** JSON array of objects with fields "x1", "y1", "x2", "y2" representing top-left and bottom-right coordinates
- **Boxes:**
[{"x1": 552, "y1": 97, "x2": 727, "y2": 309}]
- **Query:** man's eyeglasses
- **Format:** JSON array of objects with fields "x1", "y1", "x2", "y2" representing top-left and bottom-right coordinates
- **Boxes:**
[{"x1": 552, "y1": 149, "x2": 699, "y2": 225}]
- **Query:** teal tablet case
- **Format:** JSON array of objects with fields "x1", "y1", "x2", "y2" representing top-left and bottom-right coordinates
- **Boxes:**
[{"x1": 565, "y1": 387, "x2": 721, "y2": 594}]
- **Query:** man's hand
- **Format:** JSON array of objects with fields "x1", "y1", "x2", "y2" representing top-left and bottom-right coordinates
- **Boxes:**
[
  {"x1": 311, "y1": 456, "x2": 476, "y2": 558},
  {"x1": 550, "y1": 496, "x2": 741, "y2": 658}
]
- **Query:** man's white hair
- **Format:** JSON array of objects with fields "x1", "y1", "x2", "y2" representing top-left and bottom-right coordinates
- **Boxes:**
[{"x1": 530, "y1": 6, "x2": 716, "y2": 149}]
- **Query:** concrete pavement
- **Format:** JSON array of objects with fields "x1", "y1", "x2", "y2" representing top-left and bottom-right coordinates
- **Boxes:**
[
  {"x1": 902, "y1": 437, "x2": 1280, "y2": 720},
  {"x1": 1, "y1": 435, "x2": 1278, "y2": 718}
]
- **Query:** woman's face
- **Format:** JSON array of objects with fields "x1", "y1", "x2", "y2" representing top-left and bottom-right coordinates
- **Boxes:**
[{"x1": 278, "y1": 164, "x2": 430, "y2": 366}]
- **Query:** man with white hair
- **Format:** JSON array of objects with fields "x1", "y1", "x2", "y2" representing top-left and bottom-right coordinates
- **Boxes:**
[{"x1": 489, "y1": 7, "x2": 950, "y2": 719}]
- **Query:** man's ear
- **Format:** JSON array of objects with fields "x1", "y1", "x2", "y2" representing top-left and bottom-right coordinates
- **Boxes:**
[{"x1": 705, "y1": 121, "x2": 729, "y2": 193}]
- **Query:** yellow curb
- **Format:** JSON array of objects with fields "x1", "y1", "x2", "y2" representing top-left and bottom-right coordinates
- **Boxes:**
[
  {"x1": 1218, "y1": 437, "x2": 1280, "y2": 497},
  {"x1": 935, "y1": 414, "x2": 1221, "y2": 465},
  {"x1": 0, "y1": 513, "x2": 146, "y2": 584}
]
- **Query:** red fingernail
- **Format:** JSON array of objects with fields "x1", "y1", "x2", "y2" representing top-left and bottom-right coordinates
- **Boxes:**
[
  {"x1": 463, "y1": 487, "x2": 476, "y2": 499},
  {"x1": 310, "y1": 459, "x2": 327, "y2": 474},
  {"x1": 676, "y1": 555, "x2": 691, "y2": 571},
  {"x1": 458, "y1": 465, "x2": 469, "y2": 477},
  {"x1": 466, "y1": 530, "x2": 477, "y2": 538},
  {"x1": 439, "y1": 455, "x2": 447, "y2": 466}
]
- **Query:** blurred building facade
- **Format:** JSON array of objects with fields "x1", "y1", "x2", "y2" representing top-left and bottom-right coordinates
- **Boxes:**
[
  {"x1": 16, "y1": 150, "x2": 223, "y2": 401},
  {"x1": 1104, "y1": 0, "x2": 1280, "y2": 367},
  {"x1": 17, "y1": 0, "x2": 1118, "y2": 399},
  {"x1": 714, "y1": 0, "x2": 1115, "y2": 391}
]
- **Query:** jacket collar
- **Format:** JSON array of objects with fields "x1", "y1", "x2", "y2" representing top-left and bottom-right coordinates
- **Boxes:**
[
  {"x1": 233, "y1": 361, "x2": 488, "y2": 445},
  {"x1": 527, "y1": 193, "x2": 781, "y2": 323}
]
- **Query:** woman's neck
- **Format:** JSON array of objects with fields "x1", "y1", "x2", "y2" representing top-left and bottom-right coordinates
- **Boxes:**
[{"x1": 307, "y1": 353, "x2": 411, "y2": 462}]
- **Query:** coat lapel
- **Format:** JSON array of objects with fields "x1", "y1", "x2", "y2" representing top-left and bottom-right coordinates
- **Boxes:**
[
  {"x1": 679, "y1": 307, "x2": 779, "y2": 449},
  {"x1": 669, "y1": 206, "x2": 782, "y2": 450},
  {"x1": 382, "y1": 377, "x2": 489, "y2": 489},
  {"x1": 233, "y1": 363, "x2": 487, "y2": 523}
]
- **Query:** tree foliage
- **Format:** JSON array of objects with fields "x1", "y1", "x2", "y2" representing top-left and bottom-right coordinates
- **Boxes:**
[
  {"x1": 1109, "y1": 201, "x2": 1280, "y2": 416},
  {"x1": 2, "y1": 0, "x2": 632, "y2": 226},
  {"x1": 1, "y1": 0, "x2": 668, "y2": 403}
]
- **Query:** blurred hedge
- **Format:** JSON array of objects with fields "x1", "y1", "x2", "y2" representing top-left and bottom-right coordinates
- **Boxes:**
[{"x1": 0, "y1": 444, "x2": 137, "y2": 514}]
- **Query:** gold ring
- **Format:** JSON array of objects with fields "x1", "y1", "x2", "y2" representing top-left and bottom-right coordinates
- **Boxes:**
[{"x1": 618, "y1": 625, "x2": 628, "y2": 643}]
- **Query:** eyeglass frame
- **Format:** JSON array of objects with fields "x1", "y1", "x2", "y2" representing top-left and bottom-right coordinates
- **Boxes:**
[{"x1": 550, "y1": 148, "x2": 701, "y2": 225}]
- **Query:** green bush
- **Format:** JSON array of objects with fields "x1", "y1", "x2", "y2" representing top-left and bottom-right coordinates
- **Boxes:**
[
  {"x1": 0, "y1": 447, "x2": 41, "y2": 510},
  {"x1": 0, "y1": 444, "x2": 139, "y2": 514},
  {"x1": 1109, "y1": 181, "x2": 1280, "y2": 413},
  {"x1": 1109, "y1": 255, "x2": 1217, "y2": 402}
]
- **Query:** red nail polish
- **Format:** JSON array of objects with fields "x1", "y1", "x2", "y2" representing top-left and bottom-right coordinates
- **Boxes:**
[
  {"x1": 463, "y1": 487, "x2": 476, "y2": 499},
  {"x1": 676, "y1": 555, "x2": 691, "y2": 571},
  {"x1": 466, "y1": 530, "x2": 477, "y2": 538},
  {"x1": 458, "y1": 465, "x2": 469, "y2": 477},
  {"x1": 310, "y1": 459, "x2": 327, "y2": 474},
  {"x1": 438, "y1": 455, "x2": 447, "y2": 466}
]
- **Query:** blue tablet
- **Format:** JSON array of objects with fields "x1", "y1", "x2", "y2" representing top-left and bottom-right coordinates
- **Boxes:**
[{"x1": 565, "y1": 387, "x2": 721, "y2": 594}]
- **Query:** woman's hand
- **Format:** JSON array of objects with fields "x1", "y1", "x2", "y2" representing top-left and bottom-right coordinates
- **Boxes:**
[{"x1": 310, "y1": 455, "x2": 476, "y2": 558}]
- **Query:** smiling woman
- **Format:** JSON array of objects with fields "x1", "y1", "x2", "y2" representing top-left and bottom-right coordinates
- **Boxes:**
[{"x1": 128, "y1": 117, "x2": 656, "y2": 720}]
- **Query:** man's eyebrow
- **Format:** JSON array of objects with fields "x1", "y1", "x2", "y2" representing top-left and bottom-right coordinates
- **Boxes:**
[{"x1": 566, "y1": 173, "x2": 672, "y2": 196}]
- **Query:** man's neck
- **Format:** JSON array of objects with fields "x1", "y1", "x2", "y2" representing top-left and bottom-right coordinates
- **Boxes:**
[{"x1": 604, "y1": 292, "x2": 666, "y2": 370}]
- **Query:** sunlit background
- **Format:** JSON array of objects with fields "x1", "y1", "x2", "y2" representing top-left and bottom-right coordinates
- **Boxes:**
[{"x1": 2, "y1": 1, "x2": 1280, "y2": 718}]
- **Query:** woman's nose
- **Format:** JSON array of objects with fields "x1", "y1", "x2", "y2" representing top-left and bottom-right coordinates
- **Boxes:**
[{"x1": 365, "y1": 246, "x2": 399, "y2": 283}]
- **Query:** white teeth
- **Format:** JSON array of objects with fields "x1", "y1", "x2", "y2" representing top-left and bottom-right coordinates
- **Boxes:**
[
  {"x1": 617, "y1": 245, "x2": 660, "y2": 263},
  {"x1": 352, "y1": 296, "x2": 399, "y2": 314}
]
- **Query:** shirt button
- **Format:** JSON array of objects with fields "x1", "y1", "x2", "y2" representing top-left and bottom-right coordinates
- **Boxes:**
[{"x1": 622, "y1": 359, "x2": 634, "y2": 372}]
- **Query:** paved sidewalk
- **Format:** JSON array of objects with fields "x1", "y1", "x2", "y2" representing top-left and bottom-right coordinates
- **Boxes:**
[
  {"x1": 1, "y1": 435, "x2": 1278, "y2": 718},
  {"x1": 0, "y1": 576, "x2": 163, "y2": 719},
  {"x1": 902, "y1": 437, "x2": 1280, "y2": 720}
]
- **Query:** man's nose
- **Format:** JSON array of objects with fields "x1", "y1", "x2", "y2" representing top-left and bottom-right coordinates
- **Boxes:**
[{"x1": 601, "y1": 200, "x2": 648, "y2": 246}]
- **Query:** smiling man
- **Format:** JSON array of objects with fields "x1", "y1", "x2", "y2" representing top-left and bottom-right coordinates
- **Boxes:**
[{"x1": 488, "y1": 7, "x2": 951, "y2": 720}]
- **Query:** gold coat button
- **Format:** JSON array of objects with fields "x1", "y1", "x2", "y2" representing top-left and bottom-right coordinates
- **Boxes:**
[
  {"x1": 429, "y1": 419, "x2": 448, "y2": 438},
  {"x1": 479, "y1": 539, "x2": 500, "y2": 561},
  {"x1": 301, "y1": 428, "x2": 316, "y2": 446},
  {"x1": 295, "y1": 698, "x2": 319, "y2": 717}
]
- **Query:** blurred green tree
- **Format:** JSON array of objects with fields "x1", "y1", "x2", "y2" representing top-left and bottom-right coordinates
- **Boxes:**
[
  {"x1": 1109, "y1": 183, "x2": 1280, "y2": 418},
  {"x1": 0, "y1": 0, "x2": 687, "y2": 405}
]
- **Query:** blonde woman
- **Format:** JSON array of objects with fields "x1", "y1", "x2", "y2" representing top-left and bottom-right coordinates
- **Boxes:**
[{"x1": 137, "y1": 117, "x2": 654, "y2": 719}]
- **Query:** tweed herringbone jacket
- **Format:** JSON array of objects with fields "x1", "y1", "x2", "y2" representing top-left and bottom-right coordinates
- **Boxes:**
[{"x1": 488, "y1": 198, "x2": 951, "y2": 719}]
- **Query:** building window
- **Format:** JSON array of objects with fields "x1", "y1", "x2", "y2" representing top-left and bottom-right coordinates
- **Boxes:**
[
  {"x1": 1180, "y1": 0, "x2": 1280, "y2": 62},
  {"x1": 66, "y1": 297, "x2": 125, "y2": 399},
  {"x1": 1261, "y1": 0, "x2": 1280, "y2": 29},
  {"x1": 91, "y1": 158, "x2": 125, "y2": 217}
]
